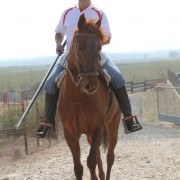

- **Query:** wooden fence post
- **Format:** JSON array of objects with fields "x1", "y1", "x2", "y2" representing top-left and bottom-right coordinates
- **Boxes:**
[
  {"x1": 131, "y1": 81, "x2": 133, "y2": 94},
  {"x1": 36, "y1": 101, "x2": 40, "y2": 147},
  {"x1": 144, "y1": 81, "x2": 146, "y2": 92},
  {"x1": 22, "y1": 100, "x2": 28, "y2": 155}
]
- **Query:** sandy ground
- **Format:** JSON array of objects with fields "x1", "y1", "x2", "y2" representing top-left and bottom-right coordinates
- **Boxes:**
[{"x1": 0, "y1": 94, "x2": 180, "y2": 180}]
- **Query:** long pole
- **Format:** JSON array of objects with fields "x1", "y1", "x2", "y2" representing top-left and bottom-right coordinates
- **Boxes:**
[{"x1": 16, "y1": 41, "x2": 66, "y2": 129}]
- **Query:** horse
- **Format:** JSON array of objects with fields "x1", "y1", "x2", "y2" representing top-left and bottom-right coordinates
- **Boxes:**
[{"x1": 58, "y1": 14, "x2": 121, "y2": 180}]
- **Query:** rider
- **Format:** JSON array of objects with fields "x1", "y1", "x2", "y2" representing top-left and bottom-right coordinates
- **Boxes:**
[{"x1": 34, "y1": 0, "x2": 142, "y2": 138}]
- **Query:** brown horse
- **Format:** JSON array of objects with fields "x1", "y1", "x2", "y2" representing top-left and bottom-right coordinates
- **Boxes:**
[{"x1": 58, "y1": 14, "x2": 121, "y2": 180}]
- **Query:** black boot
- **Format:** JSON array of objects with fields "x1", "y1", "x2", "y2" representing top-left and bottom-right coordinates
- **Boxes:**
[
  {"x1": 34, "y1": 90, "x2": 59, "y2": 138},
  {"x1": 112, "y1": 86, "x2": 142, "y2": 134}
]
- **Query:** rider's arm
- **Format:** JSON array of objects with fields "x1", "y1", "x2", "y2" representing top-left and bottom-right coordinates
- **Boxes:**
[
  {"x1": 100, "y1": 12, "x2": 111, "y2": 46},
  {"x1": 55, "y1": 33, "x2": 64, "y2": 54}
]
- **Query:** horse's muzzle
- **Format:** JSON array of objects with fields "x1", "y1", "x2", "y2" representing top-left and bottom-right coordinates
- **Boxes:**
[{"x1": 81, "y1": 77, "x2": 99, "y2": 94}]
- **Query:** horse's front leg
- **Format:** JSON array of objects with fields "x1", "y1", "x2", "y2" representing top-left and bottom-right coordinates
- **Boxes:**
[
  {"x1": 97, "y1": 149, "x2": 105, "y2": 180},
  {"x1": 87, "y1": 127, "x2": 103, "y2": 180},
  {"x1": 87, "y1": 137, "x2": 105, "y2": 180},
  {"x1": 64, "y1": 128, "x2": 83, "y2": 180},
  {"x1": 106, "y1": 114, "x2": 120, "y2": 180}
]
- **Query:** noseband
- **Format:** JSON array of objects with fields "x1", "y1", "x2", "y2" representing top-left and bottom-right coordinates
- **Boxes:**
[{"x1": 67, "y1": 32, "x2": 100, "y2": 86}]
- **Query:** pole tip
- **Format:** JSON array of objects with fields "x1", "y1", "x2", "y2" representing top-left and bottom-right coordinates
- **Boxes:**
[{"x1": 15, "y1": 123, "x2": 21, "y2": 130}]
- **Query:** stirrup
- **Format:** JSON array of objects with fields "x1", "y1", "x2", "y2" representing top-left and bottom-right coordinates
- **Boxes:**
[
  {"x1": 34, "y1": 122, "x2": 53, "y2": 138},
  {"x1": 122, "y1": 115, "x2": 142, "y2": 134}
]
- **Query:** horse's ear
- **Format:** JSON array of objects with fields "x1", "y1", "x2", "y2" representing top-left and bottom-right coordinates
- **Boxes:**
[
  {"x1": 78, "y1": 14, "x2": 86, "y2": 30},
  {"x1": 95, "y1": 14, "x2": 102, "y2": 29}
]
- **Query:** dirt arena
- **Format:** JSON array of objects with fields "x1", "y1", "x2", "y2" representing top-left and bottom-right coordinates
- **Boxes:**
[{"x1": 0, "y1": 94, "x2": 180, "y2": 180}]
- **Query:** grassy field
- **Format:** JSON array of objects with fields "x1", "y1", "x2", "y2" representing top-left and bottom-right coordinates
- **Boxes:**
[
  {"x1": 117, "y1": 58, "x2": 180, "y2": 82},
  {"x1": 0, "y1": 58, "x2": 180, "y2": 91},
  {"x1": 0, "y1": 65, "x2": 47, "y2": 127},
  {"x1": 0, "y1": 65, "x2": 48, "y2": 92}
]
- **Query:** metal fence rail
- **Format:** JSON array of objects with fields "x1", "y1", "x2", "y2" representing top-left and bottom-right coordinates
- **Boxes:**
[{"x1": 157, "y1": 85, "x2": 180, "y2": 125}]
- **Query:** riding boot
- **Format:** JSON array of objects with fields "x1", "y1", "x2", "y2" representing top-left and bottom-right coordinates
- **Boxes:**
[
  {"x1": 112, "y1": 86, "x2": 142, "y2": 134},
  {"x1": 34, "y1": 90, "x2": 59, "y2": 138}
]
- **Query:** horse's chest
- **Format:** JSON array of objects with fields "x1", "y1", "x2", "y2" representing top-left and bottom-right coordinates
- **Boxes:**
[{"x1": 59, "y1": 97, "x2": 100, "y2": 118}]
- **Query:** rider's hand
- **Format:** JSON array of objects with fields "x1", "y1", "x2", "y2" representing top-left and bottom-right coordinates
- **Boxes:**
[{"x1": 56, "y1": 44, "x2": 64, "y2": 54}]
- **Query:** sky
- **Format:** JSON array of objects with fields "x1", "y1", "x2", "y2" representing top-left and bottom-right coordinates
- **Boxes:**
[{"x1": 0, "y1": 0, "x2": 180, "y2": 60}]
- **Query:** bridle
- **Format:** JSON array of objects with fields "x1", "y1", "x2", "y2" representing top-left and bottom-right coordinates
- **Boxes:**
[{"x1": 67, "y1": 32, "x2": 101, "y2": 87}]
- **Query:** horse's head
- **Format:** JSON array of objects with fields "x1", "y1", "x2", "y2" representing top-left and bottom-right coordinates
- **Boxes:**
[{"x1": 68, "y1": 13, "x2": 105, "y2": 94}]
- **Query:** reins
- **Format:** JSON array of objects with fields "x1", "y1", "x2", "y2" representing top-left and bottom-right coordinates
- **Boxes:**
[{"x1": 66, "y1": 66, "x2": 83, "y2": 87}]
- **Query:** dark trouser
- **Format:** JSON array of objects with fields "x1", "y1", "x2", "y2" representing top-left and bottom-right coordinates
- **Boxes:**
[
  {"x1": 34, "y1": 90, "x2": 59, "y2": 138},
  {"x1": 44, "y1": 90, "x2": 59, "y2": 130}
]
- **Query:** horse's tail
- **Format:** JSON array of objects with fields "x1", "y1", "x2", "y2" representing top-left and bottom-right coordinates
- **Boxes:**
[{"x1": 102, "y1": 126, "x2": 108, "y2": 152}]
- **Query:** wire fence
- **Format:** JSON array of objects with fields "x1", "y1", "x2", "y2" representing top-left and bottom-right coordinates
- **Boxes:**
[
  {"x1": 0, "y1": 91, "x2": 64, "y2": 160},
  {"x1": 157, "y1": 85, "x2": 180, "y2": 125},
  {"x1": 0, "y1": 66, "x2": 63, "y2": 160}
]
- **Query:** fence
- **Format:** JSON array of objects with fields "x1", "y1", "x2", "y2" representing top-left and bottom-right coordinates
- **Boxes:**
[
  {"x1": 125, "y1": 79, "x2": 166, "y2": 93},
  {"x1": 0, "y1": 92, "x2": 63, "y2": 160},
  {"x1": 157, "y1": 85, "x2": 180, "y2": 125}
]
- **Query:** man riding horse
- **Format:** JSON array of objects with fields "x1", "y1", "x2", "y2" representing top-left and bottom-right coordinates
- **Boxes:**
[{"x1": 34, "y1": 0, "x2": 142, "y2": 138}]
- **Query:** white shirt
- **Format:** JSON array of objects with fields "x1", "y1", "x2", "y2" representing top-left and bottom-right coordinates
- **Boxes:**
[{"x1": 55, "y1": 4, "x2": 112, "y2": 54}]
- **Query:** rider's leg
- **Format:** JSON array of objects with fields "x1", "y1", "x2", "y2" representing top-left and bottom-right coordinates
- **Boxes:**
[
  {"x1": 34, "y1": 64, "x2": 64, "y2": 138},
  {"x1": 102, "y1": 59, "x2": 142, "y2": 134}
]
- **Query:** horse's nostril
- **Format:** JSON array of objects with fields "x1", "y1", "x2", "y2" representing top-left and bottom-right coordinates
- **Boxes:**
[{"x1": 85, "y1": 84, "x2": 91, "y2": 90}]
